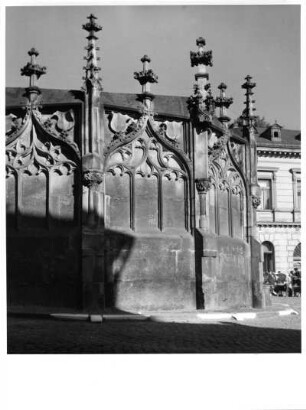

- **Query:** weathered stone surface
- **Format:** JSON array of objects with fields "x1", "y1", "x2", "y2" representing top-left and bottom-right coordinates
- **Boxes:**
[
  {"x1": 163, "y1": 178, "x2": 186, "y2": 229},
  {"x1": 104, "y1": 232, "x2": 196, "y2": 311},
  {"x1": 134, "y1": 175, "x2": 159, "y2": 231},
  {"x1": 195, "y1": 230, "x2": 252, "y2": 310}
]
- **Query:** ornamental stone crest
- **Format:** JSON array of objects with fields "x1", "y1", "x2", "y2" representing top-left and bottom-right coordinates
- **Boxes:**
[
  {"x1": 209, "y1": 136, "x2": 245, "y2": 197},
  {"x1": 187, "y1": 87, "x2": 213, "y2": 128},
  {"x1": 82, "y1": 170, "x2": 104, "y2": 190},
  {"x1": 195, "y1": 178, "x2": 212, "y2": 194},
  {"x1": 5, "y1": 109, "x2": 79, "y2": 178},
  {"x1": 251, "y1": 195, "x2": 261, "y2": 209},
  {"x1": 104, "y1": 111, "x2": 149, "y2": 157}
]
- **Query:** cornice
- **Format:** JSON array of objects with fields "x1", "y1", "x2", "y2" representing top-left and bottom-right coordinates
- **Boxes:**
[
  {"x1": 257, "y1": 148, "x2": 300, "y2": 158},
  {"x1": 257, "y1": 222, "x2": 301, "y2": 228}
]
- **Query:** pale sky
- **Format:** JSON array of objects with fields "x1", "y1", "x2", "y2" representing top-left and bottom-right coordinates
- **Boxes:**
[{"x1": 6, "y1": 5, "x2": 300, "y2": 129}]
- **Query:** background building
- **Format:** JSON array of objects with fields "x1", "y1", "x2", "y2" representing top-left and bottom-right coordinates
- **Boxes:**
[
  {"x1": 232, "y1": 120, "x2": 301, "y2": 272},
  {"x1": 232, "y1": 122, "x2": 301, "y2": 275},
  {"x1": 256, "y1": 124, "x2": 301, "y2": 273}
]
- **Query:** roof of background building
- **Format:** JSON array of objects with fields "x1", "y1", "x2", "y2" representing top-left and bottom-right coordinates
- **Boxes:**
[
  {"x1": 5, "y1": 87, "x2": 225, "y2": 129},
  {"x1": 232, "y1": 126, "x2": 300, "y2": 149},
  {"x1": 6, "y1": 87, "x2": 300, "y2": 148},
  {"x1": 6, "y1": 87, "x2": 190, "y2": 119}
]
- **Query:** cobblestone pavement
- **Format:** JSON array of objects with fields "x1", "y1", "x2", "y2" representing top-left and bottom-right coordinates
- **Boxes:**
[{"x1": 7, "y1": 296, "x2": 301, "y2": 354}]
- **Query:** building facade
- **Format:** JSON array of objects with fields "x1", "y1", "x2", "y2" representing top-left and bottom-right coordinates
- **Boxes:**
[
  {"x1": 232, "y1": 124, "x2": 301, "y2": 275},
  {"x1": 7, "y1": 15, "x2": 296, "y2": 313},
  {"x1": 256, "y1": 125, "x2": 301, "y2": 274}
]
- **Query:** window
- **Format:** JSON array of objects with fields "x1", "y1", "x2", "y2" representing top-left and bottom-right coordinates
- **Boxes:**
[
  {"x1": 293, "y1": 243, "x2": 301, "y2": 268},
  {"x1": 257, "y1": 168, "x2": 278, "y2": 213},
  {"x1": 262, "y1": 241, "x2": 275, "y2": 273},
  {"x1": 290, "y1": 169, "x2": 301, "y2": 212},
  {"x1": 293, "y1": 242, "x2": 301, "y2": 259},
  {"x1": 258, "y1": 179, "x2": 272, "y2": 210},
  {"x1": 296, "y1": 179, "x2": 301, "y2": 210}
]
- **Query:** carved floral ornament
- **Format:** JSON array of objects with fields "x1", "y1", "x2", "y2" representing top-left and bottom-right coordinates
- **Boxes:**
[
  {"x1": 195, "y1": 178, "x2": 212, "y2": 194},
  {"x1": 82, "y1": 170, "x2": 104, "y2": 190},
  {"x1": 133, "y1": 69, "x2": 158, "y2": 85},
  {"x1": 208, "y1": 131, "x2": 230, "y2": 162},
  {"x1": 105, "y1": 107, "x2": 191, "y2": 173},
  {"x1": 187, "y1": 90, "x2": 213, "y2": 127},
  {"x1": 106, "y1": 127, "x2": 189, "y2": 184},
  {"x1": 229, "y1": 140, "x2": 246, "y2": 173},
  {"x1": 104, "y1": 111, "x2": 149, "y2": 157},
  {"x1": 208, "y1": 141, "x2": 245, "y2": 197},
  {"x1": 6, "y1": 113, "x2": 26, "y2": 137},
  {"x1": 5, "y1": 109, "x2": 79, "y2": 177},
  {"x1": 190, "y1": 49, "x2": 213, "y2": 67},
  {"x1": 154, "y1": 120, "x2": 183, "y2": 145},
  {"x1": 251, "y1": 195, "x2": 261, "y2": 209}
]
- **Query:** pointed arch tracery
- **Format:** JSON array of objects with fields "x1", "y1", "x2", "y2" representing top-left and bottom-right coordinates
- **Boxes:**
[
  {"x1": 105, "y1": 114, "x2": 191, "y2": 233},
  {"x1": 5, "y1": 109, "x2": 81, "y2": 228},
  {"x1": 208, "y1": 139, "x2": 246, "y2": 239}
]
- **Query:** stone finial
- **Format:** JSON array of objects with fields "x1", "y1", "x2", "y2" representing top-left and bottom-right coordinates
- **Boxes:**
[
  {"x1": 141, "y1": 55, "x2": 151, "y2": 63},
  {"x1": 134, "y1": 55, "x2": 158, "y2": 110},
  {"x1": 218, "y1": 82, "x2": 227, "y2": 90},
  {"x1": 188, "y1": 36, "x2": 217, "y2": 129},
  {"x1": 190, "y1": 37, "x2": 212, "y2": 68},
  {"x1": 187, "y1": 37, "x2": 215, "y2": 127},
  {"x1": 215, "y1": 82, "x2": 233, "y2": 125},
  {"x1": 21, "y1": 48, "x2": 46, "y2": 83},
  {"x1": 82, "y1": 14, "x2": 102, "y2": 90},
  {"x1": 242, "y1": 75, "x2": 256, "y2": 91},
  {"x1": 28, "y1": 48, "x2": 39, "y2": 57},
  {"x1": 196, "y1": 37, "x2": 206, "y2": 47},
  {"x1": 189, "y1": 37, "x2": 213, "y2": 101},
  {"x1": 82, "y1": 14, "x2": 102, "y2": 35},
  {"x1": 241, "y1": 75, "x2": 257, "y2": 127},
  {"x1": 134, "y1": 55, "x2": 158, "y2": 86},
  {"x1": 20, "y1": 47, "x2": 46, "y2": 104}
]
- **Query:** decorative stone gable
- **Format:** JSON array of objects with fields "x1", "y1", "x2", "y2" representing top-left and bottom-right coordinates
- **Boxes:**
[
  {"x1": 6, "y1": 109, "x2": 79, "y2": 177},
  {"x1": 208, "y1": 134, "x2": 246, "y2": 238},
  {"x1": 105, "y1": 115, "x2": 191, "y2": 232}
]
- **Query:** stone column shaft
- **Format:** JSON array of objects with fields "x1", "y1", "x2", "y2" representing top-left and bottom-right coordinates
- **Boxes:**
[{"x1": 81, "y1": 14, "x2": 106, "y2": 312}]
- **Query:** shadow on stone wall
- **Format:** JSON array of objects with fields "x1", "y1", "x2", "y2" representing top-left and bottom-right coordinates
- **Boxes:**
[
  {"x1": 100, "y1": 227, "x2": 135, "y2": 310},
  {"x1": 195, "y1": 229, "x2": 205, "y2": 309},
  {"x1": 6, "y1": 211, "x2": 135, "y2": 312}
]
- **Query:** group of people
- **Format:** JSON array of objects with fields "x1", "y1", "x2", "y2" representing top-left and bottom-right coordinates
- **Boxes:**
[{"x1": 263, "y1": 267, "x2": 301, "y2": 297}]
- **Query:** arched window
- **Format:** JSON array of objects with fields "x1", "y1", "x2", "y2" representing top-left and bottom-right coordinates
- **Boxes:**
[
  {"x1": 262, "y1": 241, "x2": 275, "y2": 273},
  {"x1": 293, "y1": 243, "x2": 301, "y2": 268}
]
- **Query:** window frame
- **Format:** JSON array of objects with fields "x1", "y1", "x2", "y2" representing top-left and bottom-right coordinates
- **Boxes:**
[
  {"x1": 290, "y1": 168, "x2": 301, "y2": 220},
  {"x1": 258, "y1": 178, "x2": 273, "y2": 210},
  {"x1": 257, "y1": 168, "x2": 278, "y2": 213}
]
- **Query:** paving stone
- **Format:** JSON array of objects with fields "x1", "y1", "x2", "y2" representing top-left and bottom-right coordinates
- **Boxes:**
[{"x1": 7, "y1": 296, "x2": 301, "y2": 354}]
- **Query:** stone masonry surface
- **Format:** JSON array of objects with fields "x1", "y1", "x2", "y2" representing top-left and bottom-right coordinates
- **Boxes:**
[{"x1": 7, "y1": 297, "x2": 301, "y2": 353}]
